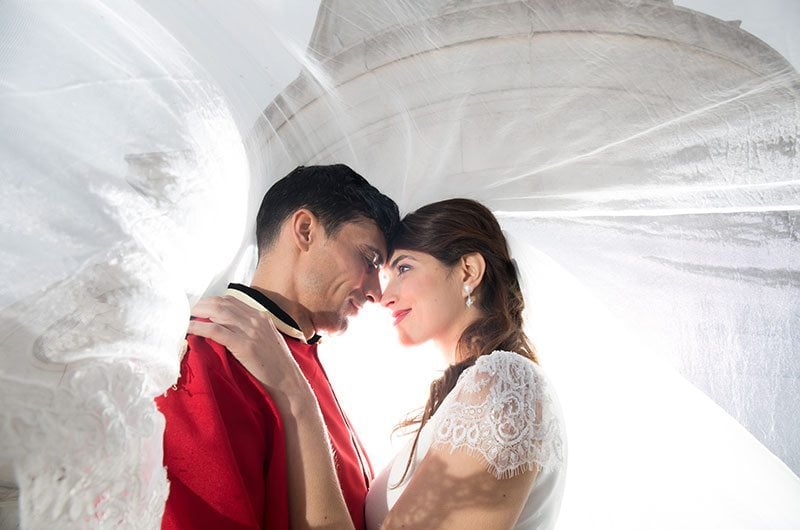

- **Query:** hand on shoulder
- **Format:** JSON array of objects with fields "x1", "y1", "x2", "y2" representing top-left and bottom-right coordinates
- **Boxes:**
[{"x1": 188, "y1": 295, "x2": 298, "y2": 388}]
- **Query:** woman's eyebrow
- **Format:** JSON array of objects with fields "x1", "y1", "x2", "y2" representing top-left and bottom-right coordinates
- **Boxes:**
[{"x1": 389, "y1": 254, "x2": 417, "y2": 268}]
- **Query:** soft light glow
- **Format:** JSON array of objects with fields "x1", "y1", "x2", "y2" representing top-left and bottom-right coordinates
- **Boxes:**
[{"x1": 319, "y1": 303, "x2": 446, "y2": 471}]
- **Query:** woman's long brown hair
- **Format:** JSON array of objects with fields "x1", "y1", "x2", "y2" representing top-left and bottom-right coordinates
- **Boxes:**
[{"x1": 390, "y1": 198, "x2": 537, "y2": 485}]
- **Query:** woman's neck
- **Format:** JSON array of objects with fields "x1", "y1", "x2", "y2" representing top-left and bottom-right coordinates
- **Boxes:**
[{"x1": 434, "y1": 308, "x2": 484, "y2": 364}]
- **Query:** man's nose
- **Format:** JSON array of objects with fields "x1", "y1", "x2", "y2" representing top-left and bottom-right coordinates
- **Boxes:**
[
  {"x1": 364, "y1": 271, "x2": 382, "y2": 303},
  {"x1": 379, "y1": 279, "x2": 396, "y2": 308}
]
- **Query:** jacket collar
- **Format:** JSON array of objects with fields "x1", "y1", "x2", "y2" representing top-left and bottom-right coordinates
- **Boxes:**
[{"x1": 225, "y1": 283, "x2": 321, "y2": 345}]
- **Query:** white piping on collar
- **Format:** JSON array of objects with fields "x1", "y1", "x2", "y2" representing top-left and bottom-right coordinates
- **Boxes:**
[{"x1": 224, "y1": 288, "x2": 313, "y2": 344}]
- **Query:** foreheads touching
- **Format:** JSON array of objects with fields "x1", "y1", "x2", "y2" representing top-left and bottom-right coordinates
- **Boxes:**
[{"x1": 252, "y1": 164, "x2": 399, "y2": 335}]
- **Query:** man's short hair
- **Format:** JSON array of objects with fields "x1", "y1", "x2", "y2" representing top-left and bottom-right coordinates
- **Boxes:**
[{"x1": 255, "y1": 164, "x2": 400, "y2": 255}]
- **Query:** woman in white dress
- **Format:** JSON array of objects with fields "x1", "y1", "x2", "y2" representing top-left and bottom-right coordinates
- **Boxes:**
[{"x1": 193, "y1": 198, "x2": 567, "y2": 530}]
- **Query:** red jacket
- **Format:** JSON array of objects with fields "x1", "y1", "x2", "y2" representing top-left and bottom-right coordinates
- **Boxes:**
[{"x1": 157, "y1": 284, "x2": 372, "y2": 529}]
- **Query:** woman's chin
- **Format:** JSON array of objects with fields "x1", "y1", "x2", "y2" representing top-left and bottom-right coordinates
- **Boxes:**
[{"x1": 395, "y1": 328, "x2": 421, "y2": 347}]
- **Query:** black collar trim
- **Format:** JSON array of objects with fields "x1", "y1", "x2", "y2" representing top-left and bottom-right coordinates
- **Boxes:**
[{"x1": 227, "y1": 283, "x2": 321, "y2": 344}]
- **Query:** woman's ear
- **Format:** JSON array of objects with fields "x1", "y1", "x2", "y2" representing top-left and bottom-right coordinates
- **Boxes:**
[
  {"x1": 289, "y1": 208, "x2": 317, "y2": 251},
  {"x1": 460, "y1": 252, "x2": 486, "y2": 291}
]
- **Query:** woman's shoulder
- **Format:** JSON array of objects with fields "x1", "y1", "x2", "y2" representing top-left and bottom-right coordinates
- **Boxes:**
[
  {"x1": 475, "y1": 349, "x2": 539, "y2": 371},
  {"x1": 434, "y1": 350, "x2": 566, "y2": 478},
  {"x1": 461, "y1": 350, "x2": 546, "y2": 391}
]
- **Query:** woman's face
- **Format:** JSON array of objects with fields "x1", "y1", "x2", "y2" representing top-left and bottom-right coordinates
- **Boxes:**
[{"x1": 381, "y1": 249, "x2": 468, "y2": 349}]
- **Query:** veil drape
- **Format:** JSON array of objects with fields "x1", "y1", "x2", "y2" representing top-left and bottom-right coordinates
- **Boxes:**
[{"x1": 1, "y1": 1, "x2": 799, "y2": 528}]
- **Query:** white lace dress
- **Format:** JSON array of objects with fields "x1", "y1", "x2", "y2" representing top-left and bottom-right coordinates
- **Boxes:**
[{"x1": 365, "y1": 350, "x2": 567, "y2": 530}]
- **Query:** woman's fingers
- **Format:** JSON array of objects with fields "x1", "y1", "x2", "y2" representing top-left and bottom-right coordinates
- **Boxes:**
[
  {"x1": 188, "y1": 319, "x2": 242, "y2": 352},
  {"x1": 192, "y1": 297, "x2": 276, "y2": 340},
  {"x1": 192, "y1": 296, "x2": 253, "y2": 326},
  {"x1": 189, "y1": 295, "x2": 290, "y2": 359}
]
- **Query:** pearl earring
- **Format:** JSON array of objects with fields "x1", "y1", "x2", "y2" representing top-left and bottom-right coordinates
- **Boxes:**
[{"x1": 464, "y1": 284, "x2": 473, "y2": 308}]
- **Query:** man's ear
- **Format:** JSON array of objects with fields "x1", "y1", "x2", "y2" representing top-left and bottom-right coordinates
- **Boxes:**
[
  {"x1": 460, "y1": 252, "x2": 486, "y2": 291},
  {"x1": 289, "y1": 209, "x2": 318, "y2": 251}
]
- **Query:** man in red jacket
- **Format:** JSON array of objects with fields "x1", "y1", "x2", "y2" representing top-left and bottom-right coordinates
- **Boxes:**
[{"x1": 156, "y1": 165, "x2": 399, "y2": 529}]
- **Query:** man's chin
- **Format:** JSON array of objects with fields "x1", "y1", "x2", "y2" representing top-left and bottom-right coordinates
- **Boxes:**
[
  {"x1": 317, "y1": 315, "x2": 350, "y2": 336},
  {"x1": 329, "y1": 322, "x2": 349, "y2": 336}
]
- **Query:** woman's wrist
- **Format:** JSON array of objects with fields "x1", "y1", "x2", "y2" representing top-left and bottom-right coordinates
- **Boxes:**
[{"x1": 249, "y1": 359, "x2": 317, "y2": 413}]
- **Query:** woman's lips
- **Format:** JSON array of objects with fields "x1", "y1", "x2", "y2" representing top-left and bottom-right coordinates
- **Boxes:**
[{"x1": 392, "y1": 309, "x2": 411, "y2": 326}]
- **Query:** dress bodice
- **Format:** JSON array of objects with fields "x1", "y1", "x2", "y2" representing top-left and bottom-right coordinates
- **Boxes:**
[{"x1": 365, "y1": 350, "x2": 568, "y2": 529}]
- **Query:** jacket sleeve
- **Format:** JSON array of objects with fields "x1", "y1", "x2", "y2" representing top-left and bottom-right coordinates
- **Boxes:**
[{"x1": 156, "y1": 333, "x2": 289, "y2": 530}]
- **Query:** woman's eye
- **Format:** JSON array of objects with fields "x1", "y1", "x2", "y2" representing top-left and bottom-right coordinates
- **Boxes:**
[{"x1": 397, "y1": 264, "x2": 411, "y2": 275}]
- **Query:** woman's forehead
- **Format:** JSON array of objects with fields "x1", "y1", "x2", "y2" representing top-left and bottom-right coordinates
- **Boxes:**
[
  {"x1": 387, "y1": 247, "x2": 418, "y2": 259},
  {"x1": 385, "y1": 249, "x2": 446, "y2": 270}
]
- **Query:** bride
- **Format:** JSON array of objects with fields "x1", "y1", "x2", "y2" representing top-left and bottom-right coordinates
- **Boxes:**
[{"x1": 191, "y1": 198, "x2": 567, "y2": 530}]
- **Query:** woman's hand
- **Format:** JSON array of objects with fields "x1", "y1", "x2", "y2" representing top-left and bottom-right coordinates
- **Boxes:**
[
  {"x1": 190, "y1": 295, "x2": 355, "y2": 530},
  {"x1": 188, "y1": 295, "x2": 299, "y2": 389}
]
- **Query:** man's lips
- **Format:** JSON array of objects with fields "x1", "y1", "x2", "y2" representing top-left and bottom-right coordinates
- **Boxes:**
[{"x1": 392, "y1": 309, "x2": 411, "y2": 325}]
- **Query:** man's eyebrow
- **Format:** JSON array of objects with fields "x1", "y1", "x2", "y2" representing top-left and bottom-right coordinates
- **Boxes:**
[{"x1": 389, "y1": 254, "x2": 416, "y2": 268}]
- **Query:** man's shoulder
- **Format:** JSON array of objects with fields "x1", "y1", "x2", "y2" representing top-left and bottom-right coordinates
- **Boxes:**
[
  {"x1": 165, "y1": 333, "x2": 275, "y2": 406},
  {"x1": 184, "y1": 330, "x2": 227, "y2": 360},
  {"x1": 179, "y1": 331, "x2": 265, "y2": 389}
]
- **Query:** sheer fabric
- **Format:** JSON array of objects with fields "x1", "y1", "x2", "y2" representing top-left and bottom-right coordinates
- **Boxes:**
[{"x1": 0, "y1": 2, "x2": 249, "y2": 527}]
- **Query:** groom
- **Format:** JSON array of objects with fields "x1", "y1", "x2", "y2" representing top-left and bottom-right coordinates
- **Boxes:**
[{"x1": 156, "y1": 164, "x2": 399, "y2": 530}]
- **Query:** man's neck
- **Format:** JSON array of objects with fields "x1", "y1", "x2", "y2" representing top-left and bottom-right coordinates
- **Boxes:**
[{"x1": 249, "y1": 265, "x2": 317, "y2": 341}]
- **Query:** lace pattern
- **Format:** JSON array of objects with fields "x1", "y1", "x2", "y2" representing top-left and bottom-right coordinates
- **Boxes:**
[{"x1": 431, "y1": 351, "x2": 565, "y2": 479}]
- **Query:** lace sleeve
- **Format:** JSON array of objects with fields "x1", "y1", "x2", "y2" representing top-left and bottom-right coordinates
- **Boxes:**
[{"x1": 430, "y1": 351, "x2": 565, "y2": 479}]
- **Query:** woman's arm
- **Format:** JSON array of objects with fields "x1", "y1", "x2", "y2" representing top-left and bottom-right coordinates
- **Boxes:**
[
  {"x1": 381, "y1": 445, "x2": 537, "y2": 530},
  {"x1": 189, "y1": 296, "x2": 355, "y2": 530}
]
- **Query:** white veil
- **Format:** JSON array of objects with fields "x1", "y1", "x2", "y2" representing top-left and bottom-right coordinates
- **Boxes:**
[
  {"x1": 0, "y1": 2, "x2": 249, "y2": 527},
  {"x1": 501, "y1": 228, "x2": 800, "y2": 528},
  {"x1": 1, "y1": 1, "x2": 799, "y2": 528}
]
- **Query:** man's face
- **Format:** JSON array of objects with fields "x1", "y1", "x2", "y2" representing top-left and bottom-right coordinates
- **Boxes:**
[{"x1": 301, "y1": 218, "x2": 387, "y2": 335}]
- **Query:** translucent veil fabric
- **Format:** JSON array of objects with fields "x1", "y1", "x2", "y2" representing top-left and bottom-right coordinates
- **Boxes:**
[{"x1": 1, "y1": 0, "x2": 799, "y2": 528}]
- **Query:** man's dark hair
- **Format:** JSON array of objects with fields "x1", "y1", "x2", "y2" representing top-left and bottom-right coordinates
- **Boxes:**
[{"x1": 255, "y1": 164, "x2": 399, "y2": 255}]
